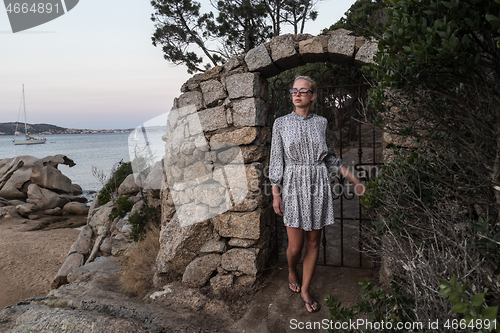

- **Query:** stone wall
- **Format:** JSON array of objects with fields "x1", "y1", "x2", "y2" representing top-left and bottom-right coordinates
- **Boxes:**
[{"x1": 157, "y1": 30, "x2": 378, "y2": 292}]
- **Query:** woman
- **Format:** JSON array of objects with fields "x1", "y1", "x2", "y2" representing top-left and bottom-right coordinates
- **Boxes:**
[{"x1": 269, "y1": 76, "x2": 365, "y2": 313}]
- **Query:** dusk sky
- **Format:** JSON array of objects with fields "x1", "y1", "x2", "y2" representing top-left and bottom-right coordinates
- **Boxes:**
[{"x1": 1, "y1": 0, "x2": 357, "y2": 130}]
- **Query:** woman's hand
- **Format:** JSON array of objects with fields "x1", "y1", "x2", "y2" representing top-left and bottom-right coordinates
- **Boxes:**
[
  {"x1": 354, "y1": 182, "x2": 365, "y2": 196},
  {"x1": 273, "y1": 194, "x2": 283, "y2": 216}
]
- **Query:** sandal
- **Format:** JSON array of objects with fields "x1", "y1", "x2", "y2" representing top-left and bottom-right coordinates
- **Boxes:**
[
  {"x1": 288, "y1": 269, "x2": 301, "y2": 293},
  {"x1": 301, "y1": 296, "x2": 321, "y2": 313}
]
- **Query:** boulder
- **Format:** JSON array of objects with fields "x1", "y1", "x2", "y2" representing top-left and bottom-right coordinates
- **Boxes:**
[
  {"x1": 210, "y1": 273, "x2": 234, "y2": 295},
  {"x1": 16, "y1": 203, "x2": 38, "y2": 216},
  {"x1": 88, "y1": 202, "x2": 114, "y2": 229},
  {"x1": 158, "y1": 214, "x2": 214, "y2": 275},
  {"x1": 182, "y1": 254, "x2": 221, "y2": 288},
  {"x1": 117, "y1": 174, "x2": 140, "y2": 196},
  {"x1": 31, "y1": 155, "x2": 76, "y2": 194},
  {"x1": 68, "y1": 225, "x2": 93, "y2": 256},
  {"x1": 45, "y1": 207, "x2": 63, "y2": 216},
  {"x1": 220, "y1": 248, "x2": 262, "y2": 276},
  {"x1": 0, "y1": 206, "x2": 21, "y2": 219},
  {"x1": 26, "y1": 184, "x2": 70, "y2": 210},
  {"x1": 62, "y1": 202, "x2": 89, "y2": 215},
  {"x1": 51, "y1": 253, "x2": 84, "y2": 289}
]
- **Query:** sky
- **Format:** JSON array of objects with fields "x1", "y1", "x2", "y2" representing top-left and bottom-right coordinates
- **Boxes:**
[{"x1": 0, "y1": 0, "x2": 357, "y2": 130}]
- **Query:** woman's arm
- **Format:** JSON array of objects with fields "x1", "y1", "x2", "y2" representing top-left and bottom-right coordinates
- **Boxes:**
[{"x1": 339, "y1": 166, "x2": 365, "y2": 195}]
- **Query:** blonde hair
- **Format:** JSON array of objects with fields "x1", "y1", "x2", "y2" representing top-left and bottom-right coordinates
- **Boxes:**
[{"x1": 293, "y1": 75, "x2": 317, "y2": 111}]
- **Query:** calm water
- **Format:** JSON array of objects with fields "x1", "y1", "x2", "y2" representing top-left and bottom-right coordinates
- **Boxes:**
[{"x1": 0, "y1": 132, "x2": 166, "y2": 199}]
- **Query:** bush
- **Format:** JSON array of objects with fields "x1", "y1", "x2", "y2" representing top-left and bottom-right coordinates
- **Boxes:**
[
  {"x1": 97, "y1": 161, "x2": 133, "y2": 206},
  {"x1": 128, "y1": 201, "x2": 160, "y2": 242},
  {"x1": 109, "y1": 195, "x2": 134, "y2": 221},
  {"x1": 325, "y1": 278, "x2": 416, "y2": 333}
]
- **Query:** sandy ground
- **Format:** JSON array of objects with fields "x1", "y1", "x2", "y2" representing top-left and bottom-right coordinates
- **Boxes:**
[{"x1": 0, "y1": 216, "x2": 83, "y2": 310}]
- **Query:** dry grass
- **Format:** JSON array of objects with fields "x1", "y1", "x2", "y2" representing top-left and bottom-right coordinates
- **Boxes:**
[{"x1": 120, "y1": 226, "x2": 160, "y2": 298}]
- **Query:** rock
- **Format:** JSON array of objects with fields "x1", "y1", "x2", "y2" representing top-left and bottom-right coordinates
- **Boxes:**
[
  {"x1": 200, "y1": 79, "x2": 227, "y2": 107},
  {"x1": 182, "y1": 254, "x2": 221, "y2": 288},
  {"x1": 71, "y1": 183, "x2": 83, "y2": 195},
  {"x1": 327, "y1": 32, "x2": 357, "y2": 64},
  {"x1": 100, "y1": 236, "x2": 132, "y2": 256},
  {"x1": 225, "y1": 73, "x2": 267, "y2": 101},
  {"x1": 244, "y1": 43, "x2": 280, "y2": 78},
  {"x1": 232, "y1": 98, "x2": 267, "y2": 127},
  {"x1": 142, "y1": 161, "x2": 165, "y2": 190},
  {"x1": 176, "y1": 91, "x2": 204, "y2": 111},
  {"x1": 28, "y1": 214, "x2": 40, "y2": 220},
  {"x1": 269, "y1": 34, "x2": 302, "y2": 69},
  {"x1": 16, "y1": 203, "x2": 38, "y2": 216},
  {"x1": 209, "y1": 127, "x2": 259, "y2": 149},
  {"x1": 194, "y1": 105, "x2": 228, "y2": 132},
  {"x1": 212, "y1": 208, "x2": 270, "y2": 240},
  {"x1": 26, "y1": 184, "x2": 70, "y2": 210},
  {"x1": 228, "y1": 238, "x2": 257, "y2": 248},
  {"x1": 355, "y1": 40, "x2": 378, "y2": 65},
  {"x1": 88, "y1": 201, "x2": 114, "y2": 229},
  {"x1": 158, "y1": 214, "x2": 214, "y2": 275},
  {"x1": 220, "y1": 248, "x2": 262, "y2": 276},
  {"x1": 45, "y1": 207, "x2": 62, "y2": 216},
  {"x1": 68, "y1": 225, "x2": 93, "y2": 256},
  {"x1": 51, "y1": 253, "x2": 84, "y2": 289},
  {"x1": 0, "y1": 206, "x2": 22, "y2": 219},
  {"x1": 234, "y1": 274, "x2": 257, "y2": 289},
  {"x1": 117, "y1": 174, "x2": 140, "y2": 196},
  {"x1": 299, "y1": 35, "x2": 329, "y2": 62},
  {"x1": 0, "y1": 157, "x2": 34, "y2": 199},
  {"x1": 66, "y1": 256, "x2": 121, "y2": 284},
  {"x1": 200, "y1": 239, "x2": 227, "y2": 253},
  {"x1": 31, "y1": 155, "x2": 76, "y2": 194},
  {"x1": 62, "y1": 202, "x2": 89, "y2": 215},
  {"x1": 210, "y1": 273, "x2": 234, "y2": 295},
  {"x1": 0, "y1": 197, "x2": 10, "y2": 206},
  {"x1": 8, "y1": 199, "x2": 25, "y2": 206}
]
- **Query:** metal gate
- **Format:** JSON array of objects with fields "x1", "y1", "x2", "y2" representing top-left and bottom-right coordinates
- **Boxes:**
[{"x1": 268, "y1": 66, "x2": 382, "y2": 268}]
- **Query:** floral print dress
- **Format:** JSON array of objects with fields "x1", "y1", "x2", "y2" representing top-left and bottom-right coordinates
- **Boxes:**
[{"x1": 269, "y1": 111, "x2": 343, "y2": 231}]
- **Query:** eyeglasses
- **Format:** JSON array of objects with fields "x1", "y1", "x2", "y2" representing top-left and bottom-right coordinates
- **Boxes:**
[{"x1": 289, "y1": 88, "x2": 312, "y2": 96}]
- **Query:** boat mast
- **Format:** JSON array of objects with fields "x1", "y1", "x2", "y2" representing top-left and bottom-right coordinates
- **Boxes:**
[{"x1": 22, "y1": 84, "x2": 28, "y2": 136}]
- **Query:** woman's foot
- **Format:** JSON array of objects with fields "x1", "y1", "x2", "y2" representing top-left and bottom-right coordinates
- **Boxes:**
[
  {"x1": 301, "y1": 292, "x2": 320, "y2": 313},
  {"x1": 288, "y1": 270, "x2": 301, "y2": 293}
]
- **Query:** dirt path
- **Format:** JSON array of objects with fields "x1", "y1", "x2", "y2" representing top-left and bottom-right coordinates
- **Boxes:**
[{"x1": 0, "y1": 217, "x2": 81, "y2": 310}]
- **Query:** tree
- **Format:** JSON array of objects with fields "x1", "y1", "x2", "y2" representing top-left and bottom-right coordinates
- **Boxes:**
[
  {"x1": 323, "y1": 0, "x2": 387, "y2": 38},
  {"x1": 360, "y1": 0, "x2": 500, "y2": 323},
  {"x1": 208, "y1": 0, "x2": 271, "y2": 54},
  {"x1": 151, "y1": 0, "x2": 223, "y2": 73},
  {"x1": 281, "y1": 0, "x2": 321, "y2": 34},
  {"x1": 151, "y1": 0, "x2": 324, "y2": 73}
]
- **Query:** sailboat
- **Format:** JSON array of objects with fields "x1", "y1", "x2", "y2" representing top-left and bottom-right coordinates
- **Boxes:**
[{"x1": 13, "y1": 84, "x2": 46, "y2": 145}]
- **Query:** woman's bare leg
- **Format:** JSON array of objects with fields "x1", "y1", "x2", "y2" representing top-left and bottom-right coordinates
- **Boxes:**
[
  {"x1": 286, "y1": 226, "x2": 304, "y2": 292},
  {"x1": 301, "y1": 228, "x2": 322, "y2": 312}
]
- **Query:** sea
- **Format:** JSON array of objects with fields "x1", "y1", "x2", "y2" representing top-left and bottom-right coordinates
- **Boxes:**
[{"x1": 0, "y1": 131, "x2": 167, "y2": 202}]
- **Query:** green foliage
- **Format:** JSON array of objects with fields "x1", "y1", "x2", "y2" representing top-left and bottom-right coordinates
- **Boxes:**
[
  {"x1": 128, "y1": 202, "x2": 161, "y2": 242},
  {"x1": 151, "y1": 0, "x2": 324, "y2": 73},
  {"x1": 439, "y1": 276, "x2": 500, "y2": 333},
  {"x1": 109, "y1": 195, "x2": 134, "y2": 221},
  {"x1": 325, "y1": 278, "x2": 415, "y2": 333},
  {"x1": 324, "y1": 0, "x2": 387, "y2": 38},
  {"x1": 367, "y1": 0, "x2": 500, "y2": 111},
  {"x1": 97, "y1": 161, "x2": 133, "y2": 206}
]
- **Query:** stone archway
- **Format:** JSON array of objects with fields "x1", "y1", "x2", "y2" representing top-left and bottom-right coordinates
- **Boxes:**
[{"x1": 156, "y1": 30, "x2": 378, "y2": 293}]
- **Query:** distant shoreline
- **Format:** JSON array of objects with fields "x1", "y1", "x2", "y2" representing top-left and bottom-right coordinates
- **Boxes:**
[{"x1": 0, "y1": 122, "x2": 166, "y2": 136}]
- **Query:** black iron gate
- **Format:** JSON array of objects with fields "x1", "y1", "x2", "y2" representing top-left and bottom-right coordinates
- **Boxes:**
[{"x1": 268, "y1": 67, "x2": 382, "y2": 268}]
